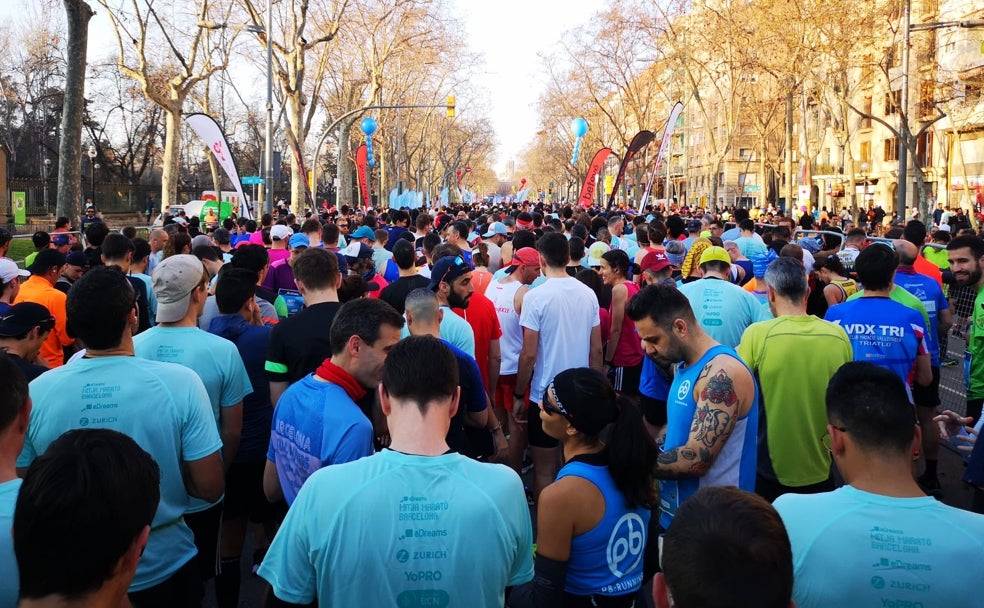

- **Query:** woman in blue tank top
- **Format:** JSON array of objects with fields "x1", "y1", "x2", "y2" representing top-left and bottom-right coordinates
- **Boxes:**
[{"x1": 509, "y1": 368, "x2": 657, "y2": 608}]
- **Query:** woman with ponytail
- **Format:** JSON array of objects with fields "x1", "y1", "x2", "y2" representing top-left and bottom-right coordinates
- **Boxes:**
[{"x1": 509, "y1": 367, "x2": 656, "y2": 608}]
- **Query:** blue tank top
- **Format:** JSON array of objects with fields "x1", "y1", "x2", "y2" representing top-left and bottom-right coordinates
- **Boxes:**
[
  {"x1": 660, "y1": 344, "x2": 758, "y2": 529},
  {"x1": 556, "y1": 458, "x2": 651, "y2": 597}
]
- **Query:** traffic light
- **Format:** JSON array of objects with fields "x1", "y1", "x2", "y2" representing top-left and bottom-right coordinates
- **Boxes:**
[{"x1": 446, "y1": 96, "x2": 455, "y2": 118}]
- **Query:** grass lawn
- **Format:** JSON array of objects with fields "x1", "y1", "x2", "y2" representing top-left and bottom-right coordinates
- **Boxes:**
[{"x1": 7, "y1": 240, "x2": 36, "y2": 266}]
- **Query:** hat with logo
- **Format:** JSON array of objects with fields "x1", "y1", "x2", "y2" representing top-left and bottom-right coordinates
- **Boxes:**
[
  {"x1": 0, "y1": 259, "x2": 30, "y2": 283},
  {"x1": 26, "y1": 249, "x2": 66, "y2": 275},
  {"x1": 289, "y1": 233, "x2": 310, "y2": 249},
  {"x1": 350, "y1": 226, "x2": 376, "y2": 241},
  {"x1": 428, "y1": 255, "x2": 472, "y2": 291},
  {"x1": 152, "y1": 254, "x2": 206, "y2": 324},
  {"x1": 547, "y1": 367, "x2": 618, "y2": 436},
  {"x1": 270, "y1": 224, "x2": 292, "y2": 241},
  {"x1": 640, "y1": 250, "x2": 671, "y2": 274},
  {"x1": 482, "y1": 222, "x2": 508, "y2": 238},
  {"x1": 0, "y1": 302, "x2": 55, "y2": 337},
  {"x1": 699, "y1": 245, "x2": 732, "y2": 267},
  {"x1": 341, "y1": 241, "x2": 374, "y2": 261}
]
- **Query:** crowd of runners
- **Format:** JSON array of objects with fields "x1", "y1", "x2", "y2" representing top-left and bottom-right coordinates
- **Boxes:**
[{"x1": 1, "y1": 198, "x2": 984, "y2": 607}]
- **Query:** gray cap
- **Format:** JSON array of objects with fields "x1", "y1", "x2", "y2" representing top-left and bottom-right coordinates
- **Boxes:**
[{"x1": 151, "y1": 254, "x2": 206, "y2": 323}]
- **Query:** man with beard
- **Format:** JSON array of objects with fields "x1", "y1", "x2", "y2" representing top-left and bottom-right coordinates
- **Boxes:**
[
  {"x1": 399, "y1": 254, "x2": 476, "y2": 357},
  {"x1": 263, "y1": 298, "x2": 404, "y2": 506},
  {"x1": 947, "y1": 236, "x2": 984, "y2": 423},
  {"x1": 627, "y1": 284, "x2": 758, "y2": 530}
]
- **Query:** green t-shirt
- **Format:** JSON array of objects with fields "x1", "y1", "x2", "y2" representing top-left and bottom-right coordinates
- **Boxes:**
[
  {"x1": 922, "y1": 245, "x2": 950, "y2": 270},
  {"x1": 848, "y1": 286, "x2": 930, "y2": 332},
  {"x1": 967, "y1": 285, "x2": 984, "y2": 399},
  {"x1": 738, "y1": 315, "x2": 854, "y2": 487}
]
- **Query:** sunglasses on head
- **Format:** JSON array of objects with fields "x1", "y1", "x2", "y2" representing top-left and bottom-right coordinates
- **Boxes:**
[{"x1": 544, "y1": 383, "x2": 573, "y2": 420}]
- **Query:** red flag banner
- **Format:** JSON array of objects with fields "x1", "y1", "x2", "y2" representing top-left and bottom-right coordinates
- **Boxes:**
[
  {"x1": 607, "y1": 130, "x2": 656, "y2": 209},
  {"x1": 578, "y1": 148, "x2": 613, "y2": 208},
  {"x1": 356, "y1": 144, "x2": 371, "y2": 210}
]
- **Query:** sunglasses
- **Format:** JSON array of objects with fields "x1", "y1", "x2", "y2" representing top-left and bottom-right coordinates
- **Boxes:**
[
  {"x1": 436, "y1": 256, "x2": 467, "y2": 285},
  {"x1": 544, "y1": 383, "x2": 573, "y2": 420}
]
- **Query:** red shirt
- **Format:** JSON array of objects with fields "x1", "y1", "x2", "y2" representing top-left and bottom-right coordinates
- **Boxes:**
[
  {"x1": 914, "y1": 253, "x2": 943, "y2": 287},
  {"x1": 453, "y1": 291, "x2": 502, "y2": 394}
]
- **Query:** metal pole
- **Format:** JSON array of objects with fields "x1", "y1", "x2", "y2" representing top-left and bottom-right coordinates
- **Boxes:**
[
  {"x1": 897, "y1": 0, "x2": 911, "y2": 219},
  {"x1": 263, "y1": 0, "x2": 274, "y2": 216}
]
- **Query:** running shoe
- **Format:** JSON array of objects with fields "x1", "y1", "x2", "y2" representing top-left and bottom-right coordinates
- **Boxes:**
[{"x1": 941, "y1": 357, "x2": 958, "y2": 367}]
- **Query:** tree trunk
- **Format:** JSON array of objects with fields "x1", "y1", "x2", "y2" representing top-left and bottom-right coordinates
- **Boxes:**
[
  {"x1": 161, "y1": 108, "x2": 183, "y2": 210},
  {"x1": 337, "y1": 118, "x2": 355, "y2": 207},
  {"x1": 784, "y1": 89, "x2": 794, "y2": 215},
  {"x1": 56, "y1": 0, "x2": 94, "y2": 225}
]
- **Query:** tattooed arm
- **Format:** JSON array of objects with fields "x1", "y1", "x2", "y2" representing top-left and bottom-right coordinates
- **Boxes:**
[{"x1": 653, "y1": 355, "x2": 754, "y2": 479}]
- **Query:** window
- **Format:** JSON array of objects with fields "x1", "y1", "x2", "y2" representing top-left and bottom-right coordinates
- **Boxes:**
[
  {"x1": 917, "y1": 132, "x2": 933, "y2": 168},
  {"x1": 739, "y1": 148, "x2": 751, "y2": 159},
  {"x1": 920, "y1": 81, "x2": 936, "y2": 116},
  {"x1": 718, "y1": 172, "x2": 725, "y2": 186},
  {"x1": 885, "y1": 90, "x2": 902, "y2": 115},
  {"x1": 884, "y1": 137, "x2": 899, "y2": 162},
  {"x1": 860, "y1": 141, "x2": 872, "y2": 164},
  {"x1": 862, "y1": 97, "x2": 873, "y2": 129}
]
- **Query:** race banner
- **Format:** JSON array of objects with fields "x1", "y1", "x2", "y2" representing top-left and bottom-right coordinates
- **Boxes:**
[
  {"x1": 639, "y1": 101, "x2": 684, "y2": 212},
  {"x1": 185, "y1": 113, "x2": 252, "y2": 219},
  {"x1": 356, "y1": 144, "x2": 371, "y2": 210},
  {"x1": 607, "y1": 130, "x2": 656, "y2": 209},
  {"x1": 578, "y1": 148, "x2": 613, "y2": 208}
]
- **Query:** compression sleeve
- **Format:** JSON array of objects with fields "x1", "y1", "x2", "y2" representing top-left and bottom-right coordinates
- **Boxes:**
[{"x1": 507, "y1": 554, "x2": 568, "y2": 608}]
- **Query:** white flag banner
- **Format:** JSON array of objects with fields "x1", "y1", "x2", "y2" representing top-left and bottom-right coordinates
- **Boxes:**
[
  {"x1": 185, "y1": 113, "x2": 253, "y2": 219},
  {"x1": 639, "y1": 101, "x2": 684, "y2": 212}
]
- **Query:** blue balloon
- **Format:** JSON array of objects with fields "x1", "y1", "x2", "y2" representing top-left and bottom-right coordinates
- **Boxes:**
[
  {"x1": 360, "y1": 117, "x2": 378, "y2": 136},
  {"x1": 571, "y1": 117, "x2": 588, "y2": 138}
]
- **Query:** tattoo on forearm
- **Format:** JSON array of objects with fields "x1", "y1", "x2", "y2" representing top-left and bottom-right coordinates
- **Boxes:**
[
  {"x1": 692, "y1": 404, "x2": 734, "y2": 450},
  {"x1": 680, "y1": 447, "x2": 696, "y2": 460},
  {"x1": 700, "y1": 370, "x2": 739, "y2": 408},
  {"x1": 657, "y1": 449, "x2": 679, "y2": 466}
]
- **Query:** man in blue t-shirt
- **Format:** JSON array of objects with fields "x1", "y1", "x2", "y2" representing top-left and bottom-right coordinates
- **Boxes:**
[
  {"x1": 825, "y1": 242, "x2": 931, "y2": 399},
  {"x1": 774, "y1": 362, "x2": 984, "y2": 608},
  {"x1": 404, "y1": 288, "x2": 507, "y2": 460},
  {"x1": 135, "y1": 254, "x2": 252, "y2": 584},
  {"x1": 264, "y1": 297, "x2": 405, "y2": 506},
  {"x1": 0, "y1": 353, "x2": 30, "y2": 606},
  {"x1": 18, "y1": 266, "x2": 223, "y2": 604},
  {"x1": 894, "y1": 239, "x2": 952, "y2": 495},
  {"x1": 258, "y1": 336, "x2": 533, "y2": 607}
]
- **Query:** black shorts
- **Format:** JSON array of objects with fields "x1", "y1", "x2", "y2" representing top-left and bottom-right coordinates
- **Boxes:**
[
  {"x1": 185, "y1": 501, "x2": 223, "y2": 581},
  {"x1": 223, "y1": 462, "x2": 282, "y2": 523},
  {"x1": 608, "y1": 363, "x2": 642, "y2": 395},
  {"x1": 911, "y1": 366, "x2": 941, "y2": 408},
  {"x1": 128, "y1": 557, "x2": 202, "y2": 608},
  {"x1": 527, "y1": 400, "x2": 559, "y2": 449}
]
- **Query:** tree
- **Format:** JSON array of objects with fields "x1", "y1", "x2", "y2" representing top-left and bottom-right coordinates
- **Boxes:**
[
  {"x1": 55, "y1": 0, "x2": 94, "y2": 223},
  {"x1": 98, "y1": 0, "x2": 234, "y2": 211}
]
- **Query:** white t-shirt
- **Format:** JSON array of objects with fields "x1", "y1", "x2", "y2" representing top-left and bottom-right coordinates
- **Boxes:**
[
  {"x1": 485, "y1": 278, "x2": 524, "y2": 375},
  {"x1": 520, "y1": 276, "x2": 600, "y2": 402}
]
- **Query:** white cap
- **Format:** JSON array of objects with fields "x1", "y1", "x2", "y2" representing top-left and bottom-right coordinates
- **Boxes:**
[{"x1": 0, "y1": 259, "x2": 31, "y2": 284}]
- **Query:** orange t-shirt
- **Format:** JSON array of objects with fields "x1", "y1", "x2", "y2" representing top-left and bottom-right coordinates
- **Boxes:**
[{"x1": 14, "y1": 275, "x2": 73, "y2": 368}]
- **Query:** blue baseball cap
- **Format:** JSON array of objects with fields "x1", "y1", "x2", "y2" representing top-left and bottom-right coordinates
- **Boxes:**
[{"x1": 288, "y1": 233, "x2": 310, "y2": 249}]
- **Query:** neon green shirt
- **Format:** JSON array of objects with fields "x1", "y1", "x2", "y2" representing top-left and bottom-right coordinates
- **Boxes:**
[
  {"x1": 738, "y1": 315, "x2": 853, "y2": 487},
  {"x1": 968, "y1": 285, "x2": 984, "y2": 399}
]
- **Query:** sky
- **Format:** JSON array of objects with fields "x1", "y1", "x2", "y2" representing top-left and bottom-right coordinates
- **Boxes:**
[
  {"x1": 453, "y1": 0, "x2": 607, "y2": 174},
  {"x1": 1, "y1": 0, "x2": 607, "y2": 175}
]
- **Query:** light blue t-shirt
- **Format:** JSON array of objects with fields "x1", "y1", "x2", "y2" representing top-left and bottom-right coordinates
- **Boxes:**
[
  {"x1": 774, "y1": 485, "x2": 984, "y2": 608},
  {"x1": 132, "y1": 272, "x2": 158, "y2": 326},
  {"x1": 678, "y1": 278, "x2": 772, "y2": 348},
  {"x1": 266, "y1": 374, "x2": 375, "y2": 505},
  {"x1": 401, "y1": 305, "x2": 475, "y2": 357},
  {"x1": 134, "y1": 325, "x2": 252, "y2": 512},
  {"x1": 19, "y1": 356, "x2": 221, "y2": 592},
  {"x1": 259, "y1": 449, "x2": 534, "y2": 606},
  {"x1": 0, "y1": 478, "x2": 22, "y2": 607}
]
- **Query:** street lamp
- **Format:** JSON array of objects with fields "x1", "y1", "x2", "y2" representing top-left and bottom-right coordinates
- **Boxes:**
[
  {"x1": 87, "y1": 147, "x2": 97, "y2": 205},
  {"x1": 42, "y1": 158, "x2": 52, "y2": 210},
  {"x1": 198, "y1": 0, "x2": 275, "y2": 215}
]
